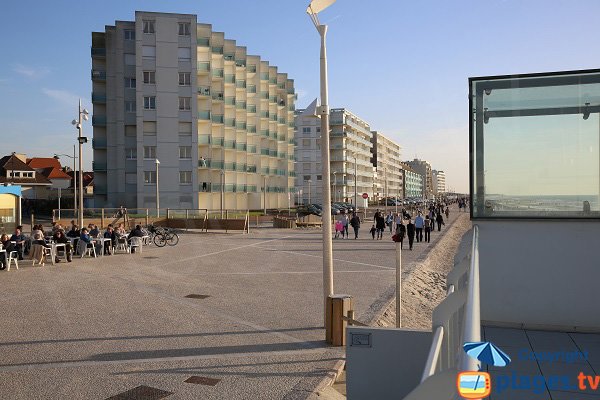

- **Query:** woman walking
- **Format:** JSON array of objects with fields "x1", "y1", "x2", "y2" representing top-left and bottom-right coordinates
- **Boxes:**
[
  {"x1": 424, "y1": 215, "x2": 431, "y2": 243},
  {"x1": 350, "y1": 213, "x2": 361, "y2": 239},
  {"x1": 375, "y1": 210, "x2": 385, "y2": 240},
  {"x1": 436, "y1": 212, "x2": 445, "y2": 231},
  {"x1": 395, "y1": 219, "x2": 406, "y2": 249},
  {"x1": 406, "y1": 219, "x2": 415, "y2": 250}
]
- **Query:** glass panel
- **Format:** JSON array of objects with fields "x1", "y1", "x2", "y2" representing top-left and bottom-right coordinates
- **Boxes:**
[{"x1": 471, "y1": 71, "x2": 600, "y2": 218}]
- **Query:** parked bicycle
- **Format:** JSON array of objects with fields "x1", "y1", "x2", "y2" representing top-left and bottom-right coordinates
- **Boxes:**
[{"x1": 147, "y1": 225, "x2": 179, "y2": 247}]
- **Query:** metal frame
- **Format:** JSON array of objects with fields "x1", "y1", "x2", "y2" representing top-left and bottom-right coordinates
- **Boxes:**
[{"x1": 469, "y1": 68, "x2": 600, "y2": 220}]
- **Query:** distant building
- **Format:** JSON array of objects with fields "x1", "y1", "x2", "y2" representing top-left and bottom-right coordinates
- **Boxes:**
[
  {"x1": 92, "y1": 11, "x2": 296, "y2": 211},
  {"x1": 0, "y1": 185, "x2": 21, "y2": 234},
  {"x1": 400, "y1": 163, "x2": 423, "y2": 199},
  {"x1": 432, "y1": 169, "x2": 446, "y2": 195},
  {"x1": 405, "y1": 158, "x2": 433, "y2": 199},
  {"x1": 371, "y1": 131, "x2": 403, "y2": 200},
  {"x1": 0, "y1": 154, "x2": 52, "y2": 199}
]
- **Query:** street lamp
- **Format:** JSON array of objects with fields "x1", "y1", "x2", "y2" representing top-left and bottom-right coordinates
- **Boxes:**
[
  {"x1": 307, "y1": 0, "x2": 336, "y2": 329},
  {"x1": 155, "y1": 159, "x2": 160, "y2": 218},
  {"x1": 262, "y1": 174, "x2": 267, "y2": 215},
  {"x1": 71, "y1": 99, "x2": 88, "y2": 228},
  {"x1": 307, "y1": 179, "x2": 312, "y2": 204},
  {"x1": 332, "y1": 171, "x2": 337, "y2": 203},
  {"x1": 220, "y1": 169, "x2": 225, "y2": 218},
  {"x1": 54, "y1": 146, "x2": 78, "y2": 220}
]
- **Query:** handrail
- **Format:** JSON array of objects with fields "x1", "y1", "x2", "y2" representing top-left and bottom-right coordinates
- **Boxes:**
[
  {"x1": 421, "y1": 326, "x2": 444, "y2": 382},
  {"x1": 460, "y1": 225, "x2": 481, "y2": 371}
]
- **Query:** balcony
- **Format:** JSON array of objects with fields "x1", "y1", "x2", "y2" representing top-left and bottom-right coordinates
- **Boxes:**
[
  {"x1": 247, "y1": 145, "x2": 257, "y2": 153},
  {"x1": 247, "y1": 105, "x2": 257, "y2": 114},
  {"x1": 236, "y1": 122, "x2": 247, "y2": 130},
  {"x1": 247, "y1": 65, "x2": 257, "y2": 73},
  {"x1": 278, "y1": 134, "x2": 286, "y2": 142},
  {"x1": 247, "y1": 85, "x2": 257, "y2": 93},
  {"x1": 260, "y1": 72, "x2": 269, "y2": 81},
  {"x1": 211, "y1": 46, "x2": 223, "y2": 54},
  {"x1": 278, "y1": 118, "x2": 286, "y2": 125},
  {"x1": 91, "y1": 48, "x2": 106, "y2": 58},
  {"x1": 224, "y1": 118, "x2": 236, "y2": 127},
  {"x1": 236, "y1": 80, "x2": 246, "y2": 89},
  {"x1": 248, "y1": 126, "x2": 257, "y2": 134},
  {"x1": 260, "y1": 92, "x2": 269, "y2": 100},
  {"x1": 211, "y1": 114, "x2": 224, "y2": 124},
  {"x1": 260, "y1": 111, "x2": 269, "y2": 119},
  {"x1": 269, "y1": 77, "x2": 277, "y2": 84},
  {"x1": 235, "y1": 163, "x2": 247, "y2": 172},
  {"x1": 289, "y1": 171, "x2": 296, "y2": 177},
  {"x1": 212, "y1": 92, "x2": 224, "y2": 101},
  {"x1": 236, "y1": 102, "x2": 247, "y2": 110},
  {"x1": 260, "y1": 129, "x2": 269, "y2": 137},
  {"x1": 224, "y1": 96, "x2": 235, "y2": 106},
  {"x1": 198, "y1": 110, "x2": 211, "y2": 120},
  {"x1": 212, "y1": 69, "x2": 224, "y2": 78},
  {"x1": 270, "y1": 96, "x2": 278, "y2": 104},
  {"x1": 92, "y1": 138, "x2": 107, "y2": 149},
  {"x1": 247, "y1": 165, "x2": 257, "y2": 173},
  {"x1": 224, "y1": 74, "x2": 235, "y2": 84},
  {"x1": 212, "y1": 137, "x2": 225, "y2": 147},
  {"x1": 260, "y1": 149, "x2": 270, "y2": 156},
  {"x1": 236, "y1": 142, "x2": 247, "y2": 151},
  {"x1": 92, "y1": 93, "x2": 106, "y2": 103},
  {"x1": 224, "y1": 162, "x2": 236, "y2": 171},
  {"x1": 223, "y1": 54, "x2": 234, "y2": 61},
  {"x1": 278, "y1": 83, "x2": 286, "y2": 89},
  {"x1": 270, "y1": 115, "x2": 277, "y2": 122},
  {"x1": 197, "y1": 37, "x2": 210, "y2": 46},
  {"x1": 197, "y1": 62, "x2": 210, "y2": 72},
  {"x1": 198, "y1": 86, "x2": 211, "y2": 96},
  {"x1": 92, "y1": 115, "x2": 106, "y2": 126},
  {"x1": 235, "y1": 60, "x2": 246, "y2": 67},
  {"x1": 91, "y1": 70, "x2": 106, "y2": 81},
  {"x1": 224, "y1": 140, "x2": 236, "y2": 149},
  {"x1": 92, "y1": 162, "x2": 107, "y2": 171},
  {"x1": 198, "y1": 134, "x2": 211, "y2": 144}
]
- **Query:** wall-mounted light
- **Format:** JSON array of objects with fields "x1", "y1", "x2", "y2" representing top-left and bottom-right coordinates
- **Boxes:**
[
  {"x1": 484, "y1": 88, "x2": 492, "y2": 96},
  {"x1": 583, "y1": 102, "x2": 590, "y2": 120}
]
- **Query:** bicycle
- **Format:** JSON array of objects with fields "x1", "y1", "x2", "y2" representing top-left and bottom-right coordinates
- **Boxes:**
[{"x1": 147, "y1": 225, "x2": 179, "y2": 247}]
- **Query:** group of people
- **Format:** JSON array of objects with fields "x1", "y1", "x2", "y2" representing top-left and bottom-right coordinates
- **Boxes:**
[
  {"x1": 0, "y1": 220, "x2": 147, "y2": 269},
  {"x1": 334, "y1": 213, "x2": 362, "y2": 239}
]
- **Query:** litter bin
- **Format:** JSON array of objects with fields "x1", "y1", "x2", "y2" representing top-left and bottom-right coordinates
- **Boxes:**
[{"x1": 326, "y1": 294, "x2": 354, "y2": 346}]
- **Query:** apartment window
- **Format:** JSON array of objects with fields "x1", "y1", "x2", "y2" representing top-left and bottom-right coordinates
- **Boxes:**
[
  {"x1": 142, "y1": 46, "x2": 156, "y2": 58},
  {"x1": 317, "y1": 175, "x2": 322, "y2": 181},
  {"x1": 125, "y1": 101, "x2": 136, "y2": 113},
  {"x1": 178, "y1": 97, "x2": 191, "y2": 111},
  {"x1": 178, "y1": 72, "x2": 191, "y2": 86},
  {"x1": 143, "y1": 121, "x2": 156, "y2": 136},
  {"x1": 303, "y1": 164, "x2": 311, "y2": 171},
  {"x1": 143, "y1": 96, "x2": 156, "y2": 110},
  {"x1": 178, "y1": 22, "x2": 191, "y2": 36},
  {"x1": 125, "y1": 148, "x2": 137, "y2": 160},
  {"x1": 178, "y1": 47, "x2": 191, "y2": 61},
  {"x1": 302, "y1": 127, "x2": 311, "y2": 134},
  {"x1": 143, "y1": 71, "x2": 155, "y2": 84},
  {"x1": 144, "y1": 171, "x2": 156, "y2": 184},
  {"x1": 143, "y1": 20, "x2": 155, "y2": 34},
  {"x1": 179, "y1": 171, "x2": 192, "y2": 184},
  {"x1": 179, "y1": 146, "x2": 192, "y2": 159},
  {"x1": 302, "y1": 139, "x2": 311, "y2": 147},
  {"x1": 124, "y1": 30, "x2": 135, "y2": 40},
  {"x1": 124, "y1": 54, "x2": 136, "y2": 65},
  {"x1": 303, "y1": 175, "x2": 311, "y2": 181},
  {"x1": 316, "y1": 127, "x2": 321, "y2": 133},
  {"x1": 143, "y1": 146, "x2": 156, "y2": 159},
  {"x1": 316, "y1": 139, "x2": 321, "y2": 150},
  {"x1": 124, "y1": 77, "x2": 136, "y2": 88}
]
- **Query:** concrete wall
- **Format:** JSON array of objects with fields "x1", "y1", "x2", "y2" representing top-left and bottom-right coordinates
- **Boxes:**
[{"x1": 477, "y1": 220, "x2": 600, "y2": 330}]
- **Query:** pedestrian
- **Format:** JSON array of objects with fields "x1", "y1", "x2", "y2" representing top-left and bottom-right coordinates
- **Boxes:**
[
  {"x1": 424, "y1": 215, "x2": 431, "y2": 243},
  {"x1": 406, "y1": 219, "x2": 415, "y2": 250},
  {"x1": 337, "y1": 215, "x2": 346, "y2": 239},
  {"x1": 396, "y1": 219, "x2": 406, "y2": 249},
  {"x1": 436, "y1": 212, "x2": 444, "y2": 231},
  {"x1": 386, "y1": 212, "x2": 394, "y2": 234},
  {"x1": 414, "y1": 212, "x2": 424, "y2": 243},
  {"x1": 370, "y1": 224, "x2": 376, "y2": 240},
  {"x1": 375, "y1": 210, "x2": 385, "y2": 240},
  {"x1": 342, "y1": 214, "x2": 350, "y2": 239},
  {"x1": 445, "y1": 206, "x2": 450, "y2": 219},
  {"x1": 350, "y1": 213, "x2": 360, "y2": 239},
  {"x1": 334, "y1": 220, "x2": 342, "y2": 239},
  {"x1": 395, "y1": 212, "x2": 402, "y2": 234}
]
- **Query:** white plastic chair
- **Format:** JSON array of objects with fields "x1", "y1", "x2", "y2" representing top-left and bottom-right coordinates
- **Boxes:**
[
  {"x1": 128, "y1": 237, "x2": 143, "y2": 254},
  {"x1": 77, "y1": 240, "x2": 97, "y2": 258},
  {"x1": 7, "y1": 250, "x2": 19, "y2": 271}
]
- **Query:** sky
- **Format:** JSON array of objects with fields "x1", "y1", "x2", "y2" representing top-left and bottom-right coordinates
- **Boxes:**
[{"x1": 2, "y1": 0, "x2": 600, "y2": 193}]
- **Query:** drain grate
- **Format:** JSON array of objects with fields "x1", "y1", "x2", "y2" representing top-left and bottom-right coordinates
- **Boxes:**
[
  {"x1": 184, "y1": 376, "x2": 221, "y2": 386},
  {"x1": 185, "y1": 294, "x2": 210, "y2": 299},
  {"x1": 105, "y1": 385, "x2": 173, "y2": 400}
]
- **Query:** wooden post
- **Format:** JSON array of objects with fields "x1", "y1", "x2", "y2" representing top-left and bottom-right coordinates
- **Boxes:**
[
  {"x1": 185, "y1": 209, "x2": 189, "y2": 232},
  {"x1": 101, "y1": 209, "x2": 105, "y2": 229},
  {"x1": 347, "y1": 309, "x2": 355, "y2": 326},
  {"x1": 145, "y1": 209, "x2": 149, "y2": 227},
  {"x1": 326, "y1": 294, "x2": 353, "y2": 346},
  {"x1": 30, "y1": 212, "x2": 34, "y2": 232}
]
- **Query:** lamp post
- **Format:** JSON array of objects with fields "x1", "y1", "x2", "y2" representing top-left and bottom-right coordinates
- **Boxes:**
[
  {"x1": 262, "y1": 175, "x2": 267, "y2": 215},
  {"x1": 384, "y1": 167, "x2": 388, "y2": 214},
  {"x1": 353, "y1": 154, "x2": 357, "y2": 208},
  {"x1": 71, "y1": 99, "x2": 89, "y2": 228},
  {"x1": 307, "y1": 179, "x2": 312, "y2": 204},
  {"x1": 155, "y1": 159, "x2": 160, "y2": 218},
  {"x1": 332, "y1": 171, "x2": 337, "y2": 203},
  {"x1": 220, "y1": 169, "x2": 225, "y2": 218},
  {"x1": 54, "y1": 145, "x2": 78, "y2": 219},
  {"x1": 307, "y1": 0, "x2": 336, "y2": 328}
]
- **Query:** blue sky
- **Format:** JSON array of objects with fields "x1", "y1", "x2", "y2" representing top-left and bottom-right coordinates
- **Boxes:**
[{"x1": 2, "y1": 0, "x2": 600, "y2": 192}]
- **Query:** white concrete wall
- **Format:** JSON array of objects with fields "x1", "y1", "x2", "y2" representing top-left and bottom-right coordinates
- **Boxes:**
[{"x1": 477, "y1": 220, "x2": 600, "y2": 330}]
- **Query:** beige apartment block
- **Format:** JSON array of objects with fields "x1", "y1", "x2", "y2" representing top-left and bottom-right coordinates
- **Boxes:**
[
  {"x1": 371, "y1": 131, "x2": 403, "y2": 201},
  {"x1": 92, "y1": 11, "x2": 296, "y2": 211}
]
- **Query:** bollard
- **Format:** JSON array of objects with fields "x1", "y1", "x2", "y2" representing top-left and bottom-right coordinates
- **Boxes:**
[
  {"x1": 396, "y1": 241, "x2": 402, "y2": 328},
  {"x1": 326, "y1": 294, "x2": 353, "y2": 346}
]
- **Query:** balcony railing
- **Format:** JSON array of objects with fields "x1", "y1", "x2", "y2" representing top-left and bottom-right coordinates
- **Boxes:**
[
  {"x1": 236, "y1": 80, "x2": 246, "y2": 89},
  {"x1": 247, "y1": 85, "x2": 257, "y2": 93},
  {"x1": 260, "y1": 72, "x2": 269, "y2": 80},
  {"x1": 92, "y1": 93, "x2": 107, "y2": 103},
  {"x1": 197, "y1": 62, "x2": 210, "y2": 72},
  {"x1": 247, "y1": 105, "x2": 256, "y2": 113},
  {"x1": 236, "y1": 142, "x2": 247, "y2": 151},
  {"x1": 247, "y1": 65, "x2": 257, "y2": 73},
  {"x1": 224, "y1": 97, "x2": 235, "y2": 106},
  {"x1": 224, "y1": 74, "x2": 235, "y2": 84},
  {"x1": 212, "y1": 114, "x2": 224, "y2": 124},
  {"x1": 247, "y1": 126, "x2": 257, "y2": 134},
  {"x1": 92, "y1": 116, "x2": 106, "y2": 126},
  {"x1": 197, "y1": 37, "x2": 210, "y2": 46},
  {"x1": 91, "y1": 48, "x2": 106, "y2": 57},
  {"x1": 92, "y1": 162, "x2": 107, "y2": 171},
  {"x1": 212, "y1": 92, "x2": 224, "y2": 101},
  {"x1": 92, "y1": 138, "x2": 107, "y2": 149},
  {"x1": 212, "y1": 69, "x2": 224, "y2": 78},
  {"x1": 235, "y1": 60, "x2": 246, "y2": 67},
  {"x1": 247, "y1": 145, "x2": 257, "y2": 153},
  {"x1": 223, "y1": 54, "x2": 235, "y2": 61},
  {"x1": 224, "y1": 118, "x2": 236, "y2": 127},
  {"x1": 198, "y1": 86, "x2": 211, "y2": 96},
  {"x1": 198, "y1": 134, "x2": 211, "y2": 144},
  {"x1": 211, "y1": 46, "x2": 224, "y2": 54},
  {"x1": 236, "y1": 122, "x2": 247, "y2": 130},
  {"x1": 224, "y1": 140, "x2": 236, "y2": 149},
  {"x1": 91, "y1": 70, "x2": 106, "y2": 81},
  {"x1": 198, "y1": 111, "x2": 211, "y2": 120},
  {"x1": 212, "y1": 137, "x2": 225, "y2": 147}
]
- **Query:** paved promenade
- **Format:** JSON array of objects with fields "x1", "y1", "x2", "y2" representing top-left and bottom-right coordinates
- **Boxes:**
[{"x1": 0, "y1": 209, "x2": 465, "y2": 399}]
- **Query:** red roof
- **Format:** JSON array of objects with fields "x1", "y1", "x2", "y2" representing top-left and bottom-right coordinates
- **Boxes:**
[
  {"x1": 45, "y1": 167, "x2": 71, "y2": 180},
  {"x1": 27, "y1": 157, "x2": 62, "y2": 169}
]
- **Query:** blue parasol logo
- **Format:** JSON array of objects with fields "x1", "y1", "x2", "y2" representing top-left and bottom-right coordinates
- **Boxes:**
[{"x1": 463, "y1": 341, "x2": 511, "y2": 367}]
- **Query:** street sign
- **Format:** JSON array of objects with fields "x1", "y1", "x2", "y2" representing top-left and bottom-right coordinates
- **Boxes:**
[{"x1": 362, "y1": 193, "x2": 369, "y2": 199}]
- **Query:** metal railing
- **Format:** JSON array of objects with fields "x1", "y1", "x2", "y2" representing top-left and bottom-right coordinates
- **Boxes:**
[{"x1": 409, "y1": 225, "x2": 480, "y2": 397}]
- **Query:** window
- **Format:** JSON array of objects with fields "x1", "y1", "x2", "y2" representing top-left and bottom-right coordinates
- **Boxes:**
[
  {"x1": 125, "y1": 125, "x2": 136, "y2": 136},
  {"x1": 143, "y1": 121, "x2": 156, "y2": 135},
  {"x1": 124, "y1": 30, "x2": 135, "y2": 40},
  {"x1": 178, "y1": 22, "x2": 191, "y2": 36},
  {"x1": 178, "y1": 97, "x2": 191, "y2": 111},
  {"x1": 317, "y1": 175, "x2": 322, "y2": 181},
  {"x1": 143, "y1": 96, "x2": 156, "y2": 110},
  {"x1": 303, "y1": 164, "x2": 311, "y2": 171},
  {"x1": 143, "y1": 20, "x2": 155, "y2": 34},
  {"x1": 302, "y1": 127, "x2": 311, "y2": 134},
  {"x1": 179, "y1": 122, "x2": 192, "y2": 134},
  {"x1": 125, "y1": 148, "x2": 137, "y2": 160},
  {"x1": 178, "y1": 72, "x2": 191, "y2": 86},
  {"x1": 303, "y1": 175, "x2": 311, "y2": 181},
  {"x1": 316, "y1": 139, "x2": 321, "y2": 150},
  {"x1": 124, "y1": 77, "x2": 136, "y2": 88},
  {"x1": 179, "y1": 171, "x2": 192, "y2": 184},
  {"x1": 316, "y1": 127, "x2": 321, "y2": 133},
  {"x1": 143, "y1": 71, "x2": 155, "y2": 84},
  {"x1": 178, "y1": 47, "x2": 191, "y2": 61},
  {"x1": 124, "y1": 54, "x2": 136, "y2": 66},
  {"x1": 144, "y1": 171, "x2": 156, "y2": 184},
  {"x1": 143, "y1": 146, "x2": 156, "y2": 159},
  {"x1": 125, "y1": 101, "x2": 136, "y2": 113},
  {"x1": 125, "y1": 173, "x2": 136, "y2": 184},
  {"x1": 179, "y1": 146, "x2": 192, "y2": 159},
  {"x1": 142, "y1": 46, "x2": 156, "y2": 58},
  {"x1": 302, "y1": 139, "x2": 311, "y2": 147}
]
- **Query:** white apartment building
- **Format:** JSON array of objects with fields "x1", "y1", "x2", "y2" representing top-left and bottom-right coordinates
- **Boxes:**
[
  {"x1": 405, "y1": 158, "x2": 434, "y2": 199},
  {"x1": 371, "y1": 131, "x2": 403, "y2": 201},
  {"x1": 432, "y1": 169, "x2": 446, "y2": 195},
  {"x1": 294, "y1": 107, "x2": 374, "y2": 205},
  {"x1": 92, "y1": 11, "x2": 295, "y2": 211}
]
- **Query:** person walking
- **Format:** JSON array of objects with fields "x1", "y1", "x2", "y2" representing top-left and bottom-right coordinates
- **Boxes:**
[
  {"x1": 436, "y1": 212, "x2": 445, "y2": 231},
  {"x1": 350, "y1": 213, "x2": 360, "y2": 239},
  {"x1": 406, "y1": 219, "x2": 415, "y2": 250},
  {"x1": 342, "y1": 214, "x2": 350, "y2": 239},
  {"x1": 386, "y1": 212, "x2": 394, "y2": 234},
  {"x1": 370, "y1": 224, "x2": 376, "y2": 240},
  {"x1": 375, "y1": 210, "x2": 385, "y2": 240},
  {"x1": 445, "y1": 206, "x2": 450, "y2": 219},
  {"x1": 414, "y1": 212, "x2": 424, "y2": 243},
  {"x1": 424, "y1": 215, "x2": 432, "y2": 243},
  {"x1": 337, "y1": 215, "x2": 346, "y2": 239},
  {"x1": 395, "y1": 212, "x2": 403, "y2": 235},
  {"x1": 396, "y1": 219, "x2": 406, "y2": 249},
  {"x1": 334, "y1": 220, "x2": 343, "y2": 239}
]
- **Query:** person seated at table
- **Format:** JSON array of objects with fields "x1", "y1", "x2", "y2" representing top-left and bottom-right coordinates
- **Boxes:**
[
  {"x1": 127, "y1": 225, "x2": 144, "y2": 253},
  {"x1": 67, "y1": 224, "x2": 80, "y2": 238},
  {"x1": 79, "y1": 228, "x2": 100, "y2": 256},
  {"x1": 52, "y1": 229, "x2": 72, "y2": 262},
  {"x1": 115, "y1": 223, "x2": 126, "y2": 237},
  {"x1": 103, "y1": 225, "x2": 117, "y2": 255},
  {"x1": 31, "y1": 225, "x2": 46, "y2": 245},
  {"x1": 52, "y1": 223, "x2": 63, "y2": 235},
  {"x1": 0, "y1": 233, "x2": 17, "y2": 269},
  {"x1": 88, "y1": 224, "x2": 100, "y2": 238},
  {"x1": 10, "y1": 226, "x2": 27, "y2": 260}
]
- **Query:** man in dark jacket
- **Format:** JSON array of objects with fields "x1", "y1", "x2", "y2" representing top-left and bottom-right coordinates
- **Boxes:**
[
  {"x1": 436, "y1": 213, "x2": 445, "y2": 231},
  {"x1": 374, "y1": 211, "x2": 385, "y2": 240},
  {"x1": 406, "y1": 219, "x2": 416, "y2": 250},
  {"x1": 350, "y1": 213, "x2": 361, "y2": 239},
  {"x1": 128, "y1": 225, "x2": 144, "y2": 253}
]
